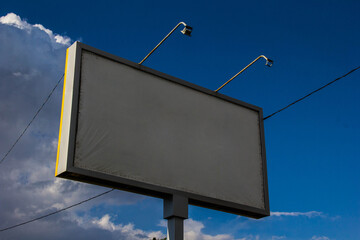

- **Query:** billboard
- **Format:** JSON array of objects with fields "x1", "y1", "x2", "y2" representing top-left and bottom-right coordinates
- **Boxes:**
[{"x1": 55, "y1": 42, "x2": 269, "y2": 218}]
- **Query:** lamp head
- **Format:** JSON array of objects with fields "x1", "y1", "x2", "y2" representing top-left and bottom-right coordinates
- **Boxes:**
[
  {"x1": 181, "y1": 25, "x2": 192, "y2": 36},
  {"x1": 265, "y1": 58, "x2": 273, "y2": 67}
]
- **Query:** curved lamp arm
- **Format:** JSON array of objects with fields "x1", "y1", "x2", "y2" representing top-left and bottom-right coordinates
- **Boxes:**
[
  {"x1": 139, "y1": 22, "x2": 192, "y2": 65},
  {"x1": 214, "y1": 55, "x2": 273, "y2": 92}
]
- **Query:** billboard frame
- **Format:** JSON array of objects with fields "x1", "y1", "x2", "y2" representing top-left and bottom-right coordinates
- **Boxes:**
[{"x1": 55, "y1": 41, "x2": 269, "y2": 219}]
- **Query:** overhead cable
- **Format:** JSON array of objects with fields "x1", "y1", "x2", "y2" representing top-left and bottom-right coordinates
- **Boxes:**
[
  {"x1": 0, "y1": 74, "x2": 64, "y2": 165},
  {"x1": 264, "y1": 66, "x2": 360, "y2": 120},
  {"x1": 0, "y1": 189, "x2": 114, "y2": 232}
]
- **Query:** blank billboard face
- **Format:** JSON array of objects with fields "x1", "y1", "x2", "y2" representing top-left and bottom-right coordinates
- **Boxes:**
[{"x1": 55, "y1": 42, "x2": 269, "y2": 218}]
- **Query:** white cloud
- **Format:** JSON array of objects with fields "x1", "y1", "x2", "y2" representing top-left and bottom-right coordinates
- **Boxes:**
[
  {"x1": 237, "y1": 235, "x2": 259, "y2": 240},
  {"x1": 271, "y1": 236, "x2": 286, "y2": 240},
  {"x1": 270, "y1": 211, "x2": 323, "y2": 218},
  {"x1": 34, "y1": 23, "x2": 71, "y2": 45},
  {"x1": 12, "y1": 72, "x2": 22, "y2": 77},
  {"x1": 0, "y1": 12, "x2": 31, "y2": 30},
  {"x1": 185, "y1": 218, "x2": 236, "y2": 240},
  {"x1": 89, "y1": 214, "x2": 165, "y2": 240},
  {"x1": 0, "y1": 12, "x2": 71, "y2": 46},
  {"x1": 158, "y1": 219, "x2": 167, "y2": 227},
  {"x1": 54, "y1": 34, "x2": 71, "y2": 45},
  {"x1": 159, "y1": 218, "x2": 249, "y2": 240},
  {"x1": 77, "y1": 216, "x2": 266, "y2": 240},
  {"x1": 33, "y1": 23, "x2": 53, "y2": 36},
  {"x1": 311, "y1": 236, "x2": 330, "y2": 240}
]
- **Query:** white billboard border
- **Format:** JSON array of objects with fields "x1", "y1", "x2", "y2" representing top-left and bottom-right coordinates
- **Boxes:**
[{"x1": 56, "y1": 41, "x2": 270, "y2": 219}]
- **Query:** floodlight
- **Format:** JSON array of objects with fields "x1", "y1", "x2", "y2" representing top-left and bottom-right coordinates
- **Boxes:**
[
  {"x1": 139, "y1": 21, "x2": 192, "y2": 65},
  {"x1": 181, "y1": 25, "x2": 192, "y2": 36},
  {"x1": 264, "y1": 57, "x2": 273, "y2": 67},
  {"x1": 215, "y1": 55, "x2": 274, "y2": 92}
]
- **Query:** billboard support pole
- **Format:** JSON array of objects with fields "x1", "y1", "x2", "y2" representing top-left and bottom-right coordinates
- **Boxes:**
[{"x1": 164, "y1": 195, "x2": 188, "y2": 240}]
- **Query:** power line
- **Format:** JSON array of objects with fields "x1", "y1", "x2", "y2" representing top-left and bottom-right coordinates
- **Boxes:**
[
  {"x1": 0, "y1": 74, "x2": 64, "y2": 165},
  {"x1": 264, "y1": 66, "x2": 360, "y2": 120},
  {"x1": 0, "y1": 189, "x2": 114, "y2": 232}
]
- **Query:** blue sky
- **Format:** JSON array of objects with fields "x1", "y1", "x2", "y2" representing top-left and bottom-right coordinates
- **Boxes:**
[{"x1": 0, "y1": 1, "x2": 359, "y2": 239}]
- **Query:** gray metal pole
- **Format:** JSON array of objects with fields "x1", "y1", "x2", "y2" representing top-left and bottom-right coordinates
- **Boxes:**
[{"x1": 163, "y1": 195, "x2": 188, "y2": 240}]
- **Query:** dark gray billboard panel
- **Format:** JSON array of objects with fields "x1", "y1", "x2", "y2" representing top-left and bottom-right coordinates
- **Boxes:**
[{"x1": 55, "y1": 42, "x2": 269, "y2": 218}]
